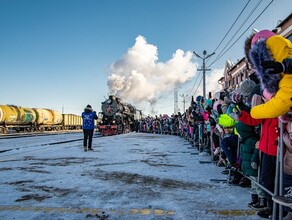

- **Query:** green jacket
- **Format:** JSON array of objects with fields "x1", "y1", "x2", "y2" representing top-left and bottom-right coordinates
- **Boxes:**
[{"x1": 235, "y1": 121, "x2": 259, "y2": 177}]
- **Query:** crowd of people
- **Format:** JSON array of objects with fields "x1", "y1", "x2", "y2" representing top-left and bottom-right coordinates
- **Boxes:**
[
  {"x1": 82, "y1": 29, "x2": 292, "y2": 219},
  {"x1": 135, "y1": 29, "x2": 292, "y2": 219}
]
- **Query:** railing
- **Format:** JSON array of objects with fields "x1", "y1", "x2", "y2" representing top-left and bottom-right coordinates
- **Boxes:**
[{"x1": 184, "y1": 119, "x2": 287, "y2": 220}]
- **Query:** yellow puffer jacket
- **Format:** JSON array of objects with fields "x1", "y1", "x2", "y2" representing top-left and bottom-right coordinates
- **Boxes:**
[{"x1": 251, "y1": 35, "x2": 292, "y2": 119}]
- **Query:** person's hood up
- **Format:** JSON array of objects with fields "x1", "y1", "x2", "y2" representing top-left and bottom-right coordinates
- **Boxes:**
[
  {"x1": 84, "y1": 104, "x2": 93, "y2": 113},
  {"x1": 249, "y1": 38, "x2": 281, "y2": 94}
]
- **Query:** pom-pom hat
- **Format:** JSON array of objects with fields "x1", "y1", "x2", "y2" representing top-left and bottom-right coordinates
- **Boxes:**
[{"x1": 251, "y1": 29, "x2": 275, "y2": 46}]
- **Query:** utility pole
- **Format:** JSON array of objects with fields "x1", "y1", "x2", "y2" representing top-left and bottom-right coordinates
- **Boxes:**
[
  {"x1": 180, "y1": 94, "x2": 188, "y2": 112},
  {"x1": 193, "y1": 50, "x2": 215, "y2": 99}
]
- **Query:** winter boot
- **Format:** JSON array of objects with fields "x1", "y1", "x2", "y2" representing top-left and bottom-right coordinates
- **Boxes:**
[
  {"x1": 238, "y1": 176, "x2": 251, "y2": 188},
  {"x1": 256, "y1": 207, "x2": 272, "y2": 219},
  {"x1": 248, "y1": 194, "x2": 258, "y2": 208},
  {"x1": 273, "y1": 186, "x2": 292, "y2": 208},
  {"x1": 251, "y1": 197, "x2": 267, "y2": 210},
  {"x1": 228, "y1": 168, "x2": 243, "y2": 185}
]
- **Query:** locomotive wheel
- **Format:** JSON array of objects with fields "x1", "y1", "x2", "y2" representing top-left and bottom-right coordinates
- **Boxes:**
[{"x1": 117, "y1": 124, "x2": 124, "y2": 134}]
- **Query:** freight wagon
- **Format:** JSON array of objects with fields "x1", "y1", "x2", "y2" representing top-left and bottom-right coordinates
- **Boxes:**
[{"x1": 0, "y1": 105, "x2": 83, "y2": 134}]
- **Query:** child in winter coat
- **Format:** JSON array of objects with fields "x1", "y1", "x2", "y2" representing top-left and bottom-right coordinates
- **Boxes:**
[
  {"x1": 238, "y1": 109, "x2": 278, "y2": 218},
  {"x1": 233, "y1": 84, "x2": 278, "y2": 217},
  {"x1": 246, "y1": 30, "x2": 292, "y2": 119},
  {"x1": 218, "y1": 114, "x2": 238, "y2": 167},
  {"x1": 235, "y1": 121, "x2": 266, "y2": 210}
]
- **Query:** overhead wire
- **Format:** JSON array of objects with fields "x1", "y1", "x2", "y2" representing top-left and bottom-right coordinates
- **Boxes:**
[
  {"x1": 187, "y1": 1, "x2": 253, "y2": 100},
  {"x1": 185, "y1": 73, "x2": 203, "y2": 102},
  {"x1": 209, "y1": 0, "x2": 263, "y2": 65},
  {"x1": 180, "y1": 0, "x2": 274, "y2": 109},
  {"x1": 207, "y1": 0, "x2": 274, "y2": 67},
  {"x1": 190, "y1": 75, "x2": 203, "y2": 102},
  {"x1": 212, "y1": 0, "x2": 251, "y2": 56},
  {"x1": 184, "y1": 69, "x2": 201, "y2": 96}
]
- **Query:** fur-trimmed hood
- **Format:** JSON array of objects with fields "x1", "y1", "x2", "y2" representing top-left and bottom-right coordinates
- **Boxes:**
[
  {"x1": 249, "y1": 39, "x2": 281, "y2": 94},
  {"x1": 84, "y1": 106, "x2": 93, "y2": 113},
  {"x1": 249, "y1": 35, "x2": 292, "y2": 119}
]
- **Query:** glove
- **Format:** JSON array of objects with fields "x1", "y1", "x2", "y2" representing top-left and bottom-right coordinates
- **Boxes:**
[
  {"x1": 261, "y1": 61, "x2": 285, "y2": 74},
  {"x1": 251, "y1": 162, "x2": 258, "y2": 169}
]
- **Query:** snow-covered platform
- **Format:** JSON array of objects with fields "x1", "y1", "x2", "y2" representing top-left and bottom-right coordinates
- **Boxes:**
[{"x1": 0, "y1": 132, "x2": 262, "y2": 219}]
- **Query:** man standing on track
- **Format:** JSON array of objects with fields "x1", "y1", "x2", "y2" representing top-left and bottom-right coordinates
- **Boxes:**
[{"x1": 82, "y1": 104, "x2": 97, "y2": 151}]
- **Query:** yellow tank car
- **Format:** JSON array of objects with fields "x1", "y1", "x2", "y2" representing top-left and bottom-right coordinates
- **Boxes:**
[
  {"x1": 0, "y1": 105, "x2": 20, "y2": 124},
  {"x1": 0, "y1": 105, "x2": 36, "y2": 125},
  {"x1": 33, "y1": 108, "x2": 54, "y2": 125},
  {"x1": 52, "y1": 110, "x2": 63, "y2": 125},
  {"x1": 22, "y1": 107, "x2": 37, "y2": 124},
  {"x1": 0, "y1": 105, "x2": 37, "y2": 133}
]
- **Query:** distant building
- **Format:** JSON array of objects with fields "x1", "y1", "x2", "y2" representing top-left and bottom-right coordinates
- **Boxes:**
[{"x1": 219, "y1": 13, "x2": 292, "y2": 91}]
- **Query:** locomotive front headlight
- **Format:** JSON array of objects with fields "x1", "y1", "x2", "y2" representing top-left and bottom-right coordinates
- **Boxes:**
[{"x1": 112, "y1": 120, "x2": 116, "y2": 124}]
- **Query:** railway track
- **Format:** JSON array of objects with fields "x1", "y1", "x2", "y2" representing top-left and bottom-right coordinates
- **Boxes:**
[
  {"x1": 0, "y1": 132, "x2": 102, "y2": 155},
  {"x1": 0, "y1": 130, "x2": 92, "y2": 140}
]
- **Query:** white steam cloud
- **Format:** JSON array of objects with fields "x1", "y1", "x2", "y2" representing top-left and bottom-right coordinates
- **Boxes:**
[{"x1": 107, "y1": 35, "x2": 198, "y2": 109}]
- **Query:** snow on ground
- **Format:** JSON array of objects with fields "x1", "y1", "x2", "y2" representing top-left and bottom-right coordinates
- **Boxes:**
[{"x1": 0, "y1": 132, "x2": 263, "y2": 219}]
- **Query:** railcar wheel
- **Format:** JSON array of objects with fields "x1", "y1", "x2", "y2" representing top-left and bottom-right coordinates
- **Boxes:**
[{"x1": 0, "y1": 127, "x2": 5, "y2": 134}]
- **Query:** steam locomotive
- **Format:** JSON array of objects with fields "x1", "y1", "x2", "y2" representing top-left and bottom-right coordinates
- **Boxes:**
[{"x1": 98, "y1": 95, "x2": 142, "y2": 136}]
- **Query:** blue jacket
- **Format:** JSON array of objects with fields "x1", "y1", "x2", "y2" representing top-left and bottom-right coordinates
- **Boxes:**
[{"x1": 82, "y1": 110, "x2": 97, "y2": 130}]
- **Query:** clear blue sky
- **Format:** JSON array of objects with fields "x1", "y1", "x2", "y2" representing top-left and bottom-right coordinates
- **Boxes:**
[{"x1": 1, "y1": 0, "x2": 291, "y2": 116}]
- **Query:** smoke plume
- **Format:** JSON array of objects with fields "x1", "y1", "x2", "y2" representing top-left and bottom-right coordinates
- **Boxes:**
[{"x1": 107, "y1": 35, "x2": 197, "y2": 110}]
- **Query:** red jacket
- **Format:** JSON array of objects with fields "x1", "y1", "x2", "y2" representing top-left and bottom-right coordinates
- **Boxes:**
[{"x1": 238, "y1": 110, "x2": 279, "y2": 156}]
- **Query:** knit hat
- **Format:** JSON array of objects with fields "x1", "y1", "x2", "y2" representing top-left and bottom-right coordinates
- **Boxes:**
[
  {"x1": 240, "y1": 79, "x2": 256, "y2": 96},
  {"x1": 196, "y1": 95, "x2": 204, "y2": 102},
  {"x1": 218, "y1": 114, "x2": 236, "y2": 128},
  {"x1": 248, "y1": 84, "x2": 262, "y2": 100},
  {"x1": 251, "y1": 29, "x2": 275, "y2": 46},
  {"x1": 86, "y1": 104, "x2": 92, "y2": 108}
]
